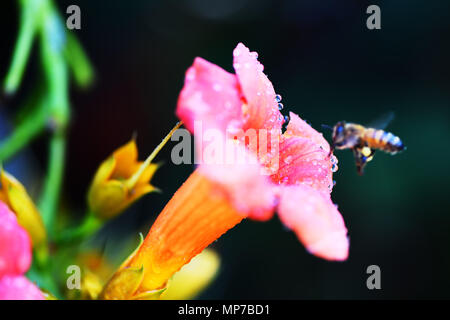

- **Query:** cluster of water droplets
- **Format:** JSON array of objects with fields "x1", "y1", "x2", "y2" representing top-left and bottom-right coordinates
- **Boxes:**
[
  {"x1": 330, "y1": 154, "x2": 339, "y2": 173},
  {"x1": 275, "y1": 94, "x2": 290, "y2": 127},
  {"x1": 233, "y1": 48, "x2": 264, "y2": 73},
  {"x1": 325, "y1": 155, "x2": 339, "y2": 192}
]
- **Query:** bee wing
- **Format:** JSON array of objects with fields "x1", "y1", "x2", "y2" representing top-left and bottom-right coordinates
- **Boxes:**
[{"x1": 366, "y1": 111, "x2": 395, "y2": 130}]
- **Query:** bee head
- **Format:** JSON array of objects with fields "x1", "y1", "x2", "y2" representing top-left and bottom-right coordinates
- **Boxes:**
[{"x1": 331, "y1": 121, "x2": 347, "y2": 150}]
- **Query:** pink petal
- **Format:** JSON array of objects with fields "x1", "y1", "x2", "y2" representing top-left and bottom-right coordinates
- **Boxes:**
[
  {"x1": 285, "y1": 112, "x2": 330, "y2": 154},
  {"x1": 176, "y1": 57, "x2": 244, "y2": 133},
  {"x1": 0, "y1": 275, "x2": 44, "y2": 300},
  {"x1": 272, "y1": 135, "x2": 334, "y2": 194},
  {"x1": 233, "y1": 43, "x2": 284, "y2": 133},
  {"x1": 0, "y1": 202, "x2": 32, "y2": 278},
  {"x1": 277, "y1": 185, "x2": 349, "y2": 261},
  {"x1": 199, "y1": 144, "x2": 276, "y2": 221}
]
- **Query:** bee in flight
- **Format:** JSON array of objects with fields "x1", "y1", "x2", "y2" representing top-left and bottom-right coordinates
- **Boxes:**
[{"x1": 326, "y1": 112, "x2": 406, "y2": 175}]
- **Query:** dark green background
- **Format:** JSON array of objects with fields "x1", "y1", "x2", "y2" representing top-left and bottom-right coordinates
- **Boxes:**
[{"x1": 1, "y1": 0, "x2": 450, "y2": 299}]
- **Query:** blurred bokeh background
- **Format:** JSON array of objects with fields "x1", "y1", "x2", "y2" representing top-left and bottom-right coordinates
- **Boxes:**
[{"x1": 1, "y1": 0, "x2": 450, "y2": 299}]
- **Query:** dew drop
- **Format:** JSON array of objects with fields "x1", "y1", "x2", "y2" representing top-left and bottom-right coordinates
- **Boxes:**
[
  {"x1": 284, "y1": 115, "x2": 290, "y2": 124},
  {"x1": 275, "y1": 94, "x2": 282, "y2": 102},
  {"x1": 278, "y1": 103, "x2": 284, "y2": 110},
  {"x1": 330, "y1": 155, "x2": 338, "y2": 165},
  {"x1": 331, "y1": 163, "x2": 338, "y2": 173}
]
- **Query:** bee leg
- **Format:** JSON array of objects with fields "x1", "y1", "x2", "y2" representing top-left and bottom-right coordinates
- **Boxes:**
[
  {"x1": 355, "y1": 157, "x2": 366, "y2": 175},
  {"x1": 353, "y1": 147, "x2": 376, "y2": 175}
]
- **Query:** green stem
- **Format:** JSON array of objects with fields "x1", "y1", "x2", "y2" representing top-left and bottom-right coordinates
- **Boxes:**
[
  {"x1": 0, "y1": 99, "x2": 47, "y2": 162},
  {"x1": 39, "y1": 132, "x2": 66, "y2": 236},
  {"x1": 3, "y1": 0, "x2": 41, "y2": 94},
  {"x1": 64, "y1": 33, "x2": 94, "y2": 88},
  {"x1": 38, "y1": 4, "x2": 70, "y2": 236},
  {"x1": 56, "y1": 213, "x2": 102, "y2": 244}
]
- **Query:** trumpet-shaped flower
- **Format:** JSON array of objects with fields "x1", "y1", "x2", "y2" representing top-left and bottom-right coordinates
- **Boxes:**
[
  {"x1": 175, "y1": 43, "x2": 348, "y2": 260},
  {"x1": 105, "y1": 43, "x2": 349, "y2": 299},
  {"x1": 0, "y1": 169, "x2": 46, "y2": 248},
  {"x1": 0, "y1": 201, "x2": 44, "y2": 300}
]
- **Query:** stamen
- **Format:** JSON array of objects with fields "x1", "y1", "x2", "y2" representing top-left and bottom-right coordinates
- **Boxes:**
[{"x1": 125, "y1": 122, "x2": 183, "y2": 190}]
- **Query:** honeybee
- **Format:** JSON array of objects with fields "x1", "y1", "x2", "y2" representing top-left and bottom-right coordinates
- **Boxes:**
[{"x1": 328, "y1": 112, "x2": 405, "y2": 175}]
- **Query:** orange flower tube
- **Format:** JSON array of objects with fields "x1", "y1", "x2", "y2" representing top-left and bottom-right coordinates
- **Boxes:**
[{"x1": 128, "y1": 170, "x2": 243, "y2": 292}]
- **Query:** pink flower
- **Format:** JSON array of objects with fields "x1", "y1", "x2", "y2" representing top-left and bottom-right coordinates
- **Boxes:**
[
  {"x1": 0, "y1": 201, "x2": 44, "y2": 300},
  {"x1": 176, "y1": 43, "x2": 349, "y2": 261}
]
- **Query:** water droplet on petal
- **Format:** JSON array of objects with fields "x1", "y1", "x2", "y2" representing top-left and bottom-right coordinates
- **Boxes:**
[
  {"x1": 330, "y1": 155, "x2": 338, "y2": 165},
  {"x1": 278, "y1": 103, "x2": 284, "y2": 110},
  {"x1": 275, "y1": 94, "x2": 282, "y2": 102},
  {"x1": 331, "y1": 163, "x2": 338, "y2": 173}
]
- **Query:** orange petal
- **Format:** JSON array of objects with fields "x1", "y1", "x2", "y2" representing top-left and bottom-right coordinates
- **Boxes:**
[
  {"x1": 128, "y1": 169, "x2": 244, "y2": 292},
  {"x1": 277, "y1": 185, "x2": 349, "y2": 261},
  {"x1": 112, "y1": 139, "x2": 139, "y2": 179}
]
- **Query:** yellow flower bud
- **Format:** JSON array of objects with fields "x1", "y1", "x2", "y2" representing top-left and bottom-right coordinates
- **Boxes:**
[
  {"x1": 0, "y1": 169, "x2": 46, "y2": 247},
  {"x1": 161, "y1": 249, "x2": 220, "y2": 300},
  {"x1": 87, "y1": 139, "x2": 159, "y2": 220},
  {"x1": 88, "y1": 122, "x2": 182, "y2": 220}
]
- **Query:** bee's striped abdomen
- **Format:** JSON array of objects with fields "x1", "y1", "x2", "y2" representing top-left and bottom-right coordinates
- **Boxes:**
[{"x1": 364, "y1": 128, "x2": 405, "y2": 154}]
